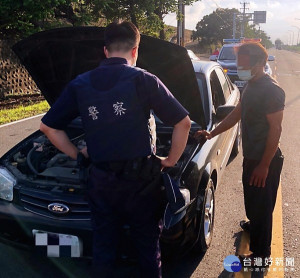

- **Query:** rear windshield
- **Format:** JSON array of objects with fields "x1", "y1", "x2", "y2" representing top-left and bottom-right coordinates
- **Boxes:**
[{"x1": 219, "y1": 46, "x2": 236, "y2": 60}]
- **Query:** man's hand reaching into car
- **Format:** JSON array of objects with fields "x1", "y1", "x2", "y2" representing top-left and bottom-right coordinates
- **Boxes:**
[{"x1": 194, "y1": 130, "x2": 213, "y2": 141}]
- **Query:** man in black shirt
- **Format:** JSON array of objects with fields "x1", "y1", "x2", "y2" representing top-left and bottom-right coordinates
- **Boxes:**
[{"x1": 195, "y1": 42, "x2": 285, "y2": 277}]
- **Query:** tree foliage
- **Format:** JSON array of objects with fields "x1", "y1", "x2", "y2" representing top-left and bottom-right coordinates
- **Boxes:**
[
  {"x1": 0, "y1": 0, "x2": 200, "y2": 40},
  {"x1": 192, "y1": 8, "x2": 272, "y2": 49},
  {"x1": 192, "y1": 8, "x2": 240, "y2": 46},
  {"x1": 0, "y1": 0, "x2": 74, "y2": 38},
  {"x1": 275, "y1": 38, "x2": 283, "y2": 46}
]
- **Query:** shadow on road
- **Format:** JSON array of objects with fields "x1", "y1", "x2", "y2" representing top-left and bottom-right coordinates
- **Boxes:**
[
  {"x1": 0, "y1": 245, "x2": 207, "y2": 278},
  {"x1": 0, "y1": 232, "x2": 244, "y2": 278},
  {"x1": 162, "y1": 252, "x2": 205, "y2": 278},
  {"x1": 216, "y1": 231, "x2": 243, "y2": 278},
  {"x1": 218, "y1": 270, "x2": 235, "y2": 277}
]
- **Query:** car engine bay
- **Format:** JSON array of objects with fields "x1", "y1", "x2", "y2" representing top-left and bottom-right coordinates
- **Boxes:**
[{"x1": 4, "y1": 127, "x2": 199, "y2": 188}]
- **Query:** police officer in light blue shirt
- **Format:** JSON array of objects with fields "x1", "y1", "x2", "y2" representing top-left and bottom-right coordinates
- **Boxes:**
[{"x1": 40, "y1": 21, "x2": 191, "y2": 278}]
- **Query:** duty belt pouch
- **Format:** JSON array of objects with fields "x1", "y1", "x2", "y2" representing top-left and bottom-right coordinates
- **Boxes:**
[
  {"x1": 138, "y1": 156, "x2": 164, "y2": 197},
  {"x1": 139, "y1": 155, "x2": 161, "y2": 182},
  {"x1": 121, "y1": 157, "x2": 144, "y2": 181}
]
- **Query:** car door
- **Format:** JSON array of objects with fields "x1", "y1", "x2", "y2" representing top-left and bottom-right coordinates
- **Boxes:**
[{"x1": 209, "y1": 67, "x2": 235, "y2": 175}]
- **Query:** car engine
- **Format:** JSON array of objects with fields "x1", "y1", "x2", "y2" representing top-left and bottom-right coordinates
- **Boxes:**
[{"x1": 5, "y1": 127, "x2": 197, "y2": 187}]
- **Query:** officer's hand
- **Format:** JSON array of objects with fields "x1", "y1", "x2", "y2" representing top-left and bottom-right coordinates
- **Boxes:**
[
  {"x1": 249, "y1": 164, "x2": 269, "y2": 188},
  {"x1": 194, "y1": 130, "x2": 212, "y2": 141},
  {"x1": 80, "y1": 147, "x2": 89, "y2": 158},
  {"x1": 77, "y1": 152, "x2": 91, "y2": 168}
]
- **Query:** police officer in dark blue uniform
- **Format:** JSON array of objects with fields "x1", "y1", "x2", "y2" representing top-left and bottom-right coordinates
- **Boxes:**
[{"x1": 40, "y1": 22, "x2": 191, "y2": 278}]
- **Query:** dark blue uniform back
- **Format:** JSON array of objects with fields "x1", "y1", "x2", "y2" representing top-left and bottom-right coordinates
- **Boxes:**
[
  {"x1": 42, "y1": 57, "x2": 189, "y2": 278},
  {"x1": 42, "y1": 57, "x2": 188, "y2": 162},
  {"x1": 75, "y1": 67, "x2": 152, "y2": 162}
]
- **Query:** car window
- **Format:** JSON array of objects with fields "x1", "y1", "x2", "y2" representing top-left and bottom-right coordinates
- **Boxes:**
[
  {"x1": 196, "y1": 73, "x2": 209, "y2": 126},
  {"x1": 218, "y1": 46, "x2": 236, "y2": 60},
  {"x1": 215, "y1": 67, "x2": 231, "y2": 100},
  {"x1": 225, "y1": 74, "x2": 234, "y2": 91},
  {"x1": 210, "y1": 69, "x2": 225, "y2": 110}
]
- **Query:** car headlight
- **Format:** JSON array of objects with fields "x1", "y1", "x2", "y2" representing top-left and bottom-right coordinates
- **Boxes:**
[{"x1": 0, "y1": 167, "x2": 16, "y2": 201}]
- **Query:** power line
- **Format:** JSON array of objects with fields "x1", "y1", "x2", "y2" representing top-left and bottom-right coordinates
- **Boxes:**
[{"x1": 202, "y1": 0, "x2": 233, "y2": 30}]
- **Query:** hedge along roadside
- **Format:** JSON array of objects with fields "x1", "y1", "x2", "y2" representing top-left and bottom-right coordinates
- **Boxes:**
[{"x1": 0, "y1": 100, "x2": 49, "y2": 125}]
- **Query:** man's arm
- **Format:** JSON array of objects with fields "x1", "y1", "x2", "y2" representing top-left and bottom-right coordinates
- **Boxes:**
[
  {"x1": 161, "y1": 116, "x2": 191, "y2": 168},
  {"x1": 194, "y1": 102, "x2": 241, "y2": 140},
  {"x1": 40, "y1": 122, "x2": 79, "y2": 160},
  {"x1": 249, "y1": 110, "x2": 283, "y2": 187}
]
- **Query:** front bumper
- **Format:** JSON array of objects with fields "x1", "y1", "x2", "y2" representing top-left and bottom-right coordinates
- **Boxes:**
[
  {"x1": 0, "y1": 200, "x2": 93, "y2": 256},
  {"x1": 227, "y1": 73, "x2": 247, "y2": 89}
]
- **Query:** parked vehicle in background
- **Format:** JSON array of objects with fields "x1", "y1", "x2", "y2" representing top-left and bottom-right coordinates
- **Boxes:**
[{"x1": 210, "y1": 39, "x2": 275, "y2": 90}]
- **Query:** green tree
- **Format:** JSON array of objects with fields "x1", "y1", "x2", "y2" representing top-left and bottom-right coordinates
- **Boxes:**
[
  {"x1": 244, "y1": 24, "x2": 272, "y2": 49},
  {"x1": 0, "y1": 0, "x2": 200, "y2": 41},
  {"x1": 101, "y1": 0, "x2": 200, "y2": 39},
  {"x1": 192, "y1": 8, "x2": 272, "y2": 49},
  {"x1": 0, "y1": 0, "x2": 75, "y2": 38},
  {"x1": 275, "y1": 38, "x2": 283, "y2": 46},
  {"x1": 192, "y1": 8, "x2": 240, "y2": 46},
  {"x1": 154, "y1": 0, "x2": 199, "y2": 39}
]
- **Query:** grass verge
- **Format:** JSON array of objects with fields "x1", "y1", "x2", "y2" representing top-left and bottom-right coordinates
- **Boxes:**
[{"x1": 0, "y1": 100, "x2": 49, "y2": 125}]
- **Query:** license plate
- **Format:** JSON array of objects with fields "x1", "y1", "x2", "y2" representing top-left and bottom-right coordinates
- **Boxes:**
[
  {"x1": 234, "y1": 80, "x2": 247, "y2": 88},
  {"x1": 32, "y1": 229, "x2": 82, "y2": 257}
]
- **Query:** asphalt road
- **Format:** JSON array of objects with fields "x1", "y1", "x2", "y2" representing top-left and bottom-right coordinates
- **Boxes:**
[{"x1": 0, "y1": 49, "x2": 299, "y2": 278}]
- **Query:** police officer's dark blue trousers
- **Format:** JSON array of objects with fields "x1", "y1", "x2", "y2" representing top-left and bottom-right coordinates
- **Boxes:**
[
  {"x1": 242, "y1": 148, "x2": 284, "y2": 258},
  {"x1": 87, "y1": 165, "x2": 163, "y2": 278}
]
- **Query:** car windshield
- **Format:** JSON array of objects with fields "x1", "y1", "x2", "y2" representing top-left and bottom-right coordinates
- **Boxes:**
[{"x1": 218, "y1": 47, "x2": 236, "y2": 60}]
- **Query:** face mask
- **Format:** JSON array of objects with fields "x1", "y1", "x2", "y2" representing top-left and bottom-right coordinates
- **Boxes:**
[{"x1": 237, "y1": 69, "x2": 254, "y2": 81}]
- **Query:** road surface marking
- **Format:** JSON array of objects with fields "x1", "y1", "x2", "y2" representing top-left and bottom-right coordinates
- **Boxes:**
[
  {"x1": 0, "y1": 113, "x2": 45, "y2": 128},
  {"x1": 235, "y1": 182, "x2": 284, "y2": 278}
]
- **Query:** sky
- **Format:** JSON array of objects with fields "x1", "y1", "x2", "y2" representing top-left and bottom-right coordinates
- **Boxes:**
[{"x1": 164, "y1": 0, "x2": 300, "y2": 44}]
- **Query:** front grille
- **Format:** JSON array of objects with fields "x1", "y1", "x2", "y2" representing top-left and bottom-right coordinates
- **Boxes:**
[
  {"x1": 227, "y1": 73, "x2": 240, "y2": 83},
  {"x1": 19, "y1": 188, "x2": 91, "y2": 221}
]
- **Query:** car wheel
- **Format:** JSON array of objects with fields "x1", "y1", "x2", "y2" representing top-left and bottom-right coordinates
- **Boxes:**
[
  {"x1": 193, "y1": 179, "x2": 215, "y2": 253},
  {"x1": 231, "y1": 122, "x2": 241, "y2": 156}
]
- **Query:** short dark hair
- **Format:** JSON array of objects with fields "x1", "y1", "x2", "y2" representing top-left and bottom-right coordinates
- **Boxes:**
[
  {"x1": 237, "y1": 42, "x2": 268, "y2": 66},
  {"x1": 104, "y1": 21, "x2": 140, "y2": 53}
]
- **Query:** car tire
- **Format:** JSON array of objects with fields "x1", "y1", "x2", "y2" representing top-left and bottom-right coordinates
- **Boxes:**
[
  {"x1": 231, "y1": 122, "x2": 241, "y2": 157},
  {"x1": 193, "y1": 178, "x2": 215, "y2": 253}
]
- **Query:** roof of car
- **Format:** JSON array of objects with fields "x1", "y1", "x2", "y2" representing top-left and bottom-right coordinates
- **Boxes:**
[{"x1": 192, "y1": 60, "x2": 220, "y2": 74}]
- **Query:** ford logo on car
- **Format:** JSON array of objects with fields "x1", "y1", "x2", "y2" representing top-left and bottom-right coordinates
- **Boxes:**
[{"x1": 48, "y1": 203, "x2": 70, "y2": 214}]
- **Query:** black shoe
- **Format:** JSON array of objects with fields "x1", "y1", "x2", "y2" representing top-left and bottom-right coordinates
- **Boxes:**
[{"x1": 240, "y1": 220, "x2": 250, "y2": 232}]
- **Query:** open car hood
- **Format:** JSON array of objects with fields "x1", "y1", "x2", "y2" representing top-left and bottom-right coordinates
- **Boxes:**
[{"x1": 13, "y1": 27, "x2": 205, "y2": 126}]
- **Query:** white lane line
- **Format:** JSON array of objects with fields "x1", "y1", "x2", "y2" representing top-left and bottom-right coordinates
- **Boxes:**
[{"x1": 0, "y1": 113, "x2": 45, "y2": 129}]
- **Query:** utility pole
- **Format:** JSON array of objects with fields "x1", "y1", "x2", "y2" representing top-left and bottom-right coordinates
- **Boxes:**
[
  {"x1": 240, "y1": 2, "x2": 249, "y2": 38},
  {"x1": 288, "y1": 30, "x2": 294, "y2": 45},
  {"x1": 233, "y1": 13, "x2": 237, "y2": 39},
  {"x1": 177, "y1": 0, "x2": 185, "y2": 46}
]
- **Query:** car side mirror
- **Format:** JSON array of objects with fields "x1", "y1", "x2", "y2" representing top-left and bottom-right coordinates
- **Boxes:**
[
  {"x1": 215, "y1": 105, "x2": 236, "y2": 122},
  {"x1": 209, "y1": 55, "x2": 218, "y2": 61},
  {"x1": 268, "y1": 55, "x2": 275, "y2": 61}
]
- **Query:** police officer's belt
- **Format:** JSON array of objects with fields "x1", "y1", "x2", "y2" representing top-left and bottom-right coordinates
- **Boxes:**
[{"x1": 93, "y1": 155, "x2": 161, "y2": 182}]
